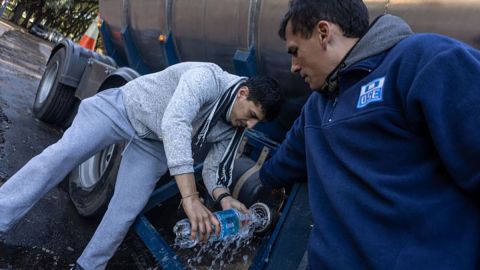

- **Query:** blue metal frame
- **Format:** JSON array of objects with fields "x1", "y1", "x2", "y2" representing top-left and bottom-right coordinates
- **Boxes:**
[
  {"x1": 233, "y1": 46, "x2": 257, "y2": 77},
  {"x1": 99, "y1": 22, "x2": 128, "y2": 68},
  {"x1": 249, "y1": 184, "x2": 301, "y2": 270},
  {"x1": 262, "y1": 183, "x2": 310, "y2": 270},
  {"x1": 162, "y1": 32, "x2": 180, "y2": 67},
  {"x1": 120, "y1": 25, "x2": 151, "y2": 75},
  {"x1": 134, "y1": 216, "x2": 186, "y2": 270},
  {"x1": 133, "y1": 164, "x2": 202, "y2": 269},
  {"x1": 245, "y1": 130, "x2": 278, "y2": 161}
]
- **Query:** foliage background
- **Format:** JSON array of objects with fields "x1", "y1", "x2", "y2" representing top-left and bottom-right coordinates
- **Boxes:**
[{"x1": 1, "y1": 0, "x2": 99, "y2": 42}]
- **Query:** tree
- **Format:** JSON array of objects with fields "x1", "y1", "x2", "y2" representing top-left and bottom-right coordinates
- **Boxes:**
[
  {"x1": 9, "y1": 0, "x2": 26, "y2": 25},
  {"x1": 9, "y1": 0, "x2": 98, "y2": 41}
]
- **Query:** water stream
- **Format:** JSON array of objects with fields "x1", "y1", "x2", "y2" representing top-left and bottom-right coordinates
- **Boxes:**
[{"x1": 175, "y1": 212, "x2": 267, "y2": 269}]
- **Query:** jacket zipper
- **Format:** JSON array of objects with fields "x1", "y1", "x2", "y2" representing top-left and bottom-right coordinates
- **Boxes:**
[
  {"x1": 324, "y1": 65, "x2": 373, "y2": 124},
  {"x1": 327, "y1": 97, "x2": 338, "y2": 123},
  {"x1": 325, "y1": 65, "x2": 374, "y2": 123}
]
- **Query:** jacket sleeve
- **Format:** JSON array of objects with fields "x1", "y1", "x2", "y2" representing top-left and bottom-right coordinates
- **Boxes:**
[
  {"x1": 259, "y1": 107, "x2": 307, "y2": 188},
  {"x1": 202, "y1": 138, "x2": 231, "y2": 198},
  {"x1": 161, "y1": 67, "x2": 220, "y2": 176},
  {"x1": 405, "y1": 45, "x2": 480, "y2": 193}
]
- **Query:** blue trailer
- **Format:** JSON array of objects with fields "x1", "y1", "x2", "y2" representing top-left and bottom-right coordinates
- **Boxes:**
[{"x1": 32, "y1": 0, "x2": 480, "y2": 268}]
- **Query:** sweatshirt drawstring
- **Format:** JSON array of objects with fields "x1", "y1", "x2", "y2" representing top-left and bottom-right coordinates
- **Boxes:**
[{"x1": 121, "y1": 134, "x2": 135, "y2": 156}]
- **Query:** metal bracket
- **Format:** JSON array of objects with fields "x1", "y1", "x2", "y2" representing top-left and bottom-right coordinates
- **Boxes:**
[
  {"x1": 159, "y1": 32, "x2": 180, "y2": 66},
  {"x1": 75, "y1": 58, "x2": 116, "y2": 99},
  {"x1": 232, "y1": 146, "x2": 270, "y2": 199},
  {"x1": 233, "y1": 46, "x2": 257, "y2": 77},
  {"x1": 236, "y1": 136, "x2": 249, "y2": 159}
]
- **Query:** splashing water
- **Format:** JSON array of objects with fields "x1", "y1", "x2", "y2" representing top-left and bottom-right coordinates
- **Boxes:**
[
  {"x1": 184, "y1": 219, "x2": 260, "y2": 269},
  {"x1": 174, "y1": 203, "x2": 271, "y2": 269}
]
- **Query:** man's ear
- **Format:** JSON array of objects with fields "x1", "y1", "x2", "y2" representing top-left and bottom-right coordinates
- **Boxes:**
[
  {"x1": 238, "y1": 86, "x2": 250, "y2": 98},
  {"x1": 316, "y1": 20, "x2": 330, "y2": 49}
]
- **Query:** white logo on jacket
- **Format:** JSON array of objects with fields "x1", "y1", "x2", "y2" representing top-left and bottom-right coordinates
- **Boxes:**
[{"x1": 357, "y1": 77, "x2": 385, "y2": 108}]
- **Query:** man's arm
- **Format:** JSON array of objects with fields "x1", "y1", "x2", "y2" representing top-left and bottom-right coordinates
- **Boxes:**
[
  {"x1": 260, "y1": 107, "x2": 308, "y2": 188},
  {"x1": 203, "y1": 108, "x2": 308, "y2": 209},
  {"x1": 161, "y1": 67, "x2": 220, "y2": 177},
  {"x1": 405, "y1": 46, "x2": 480, "y2": 192},
  {"x1": 161, "y1": 67, "x2": 222, "y2": 240},
  {"x1": 202, "y1": 138, "x2": 248, "y2": 213}
]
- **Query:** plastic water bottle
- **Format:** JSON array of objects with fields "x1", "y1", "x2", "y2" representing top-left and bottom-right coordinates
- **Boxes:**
[{"x1": 174, "y1": 202, "x2": 271, "y2": 249}]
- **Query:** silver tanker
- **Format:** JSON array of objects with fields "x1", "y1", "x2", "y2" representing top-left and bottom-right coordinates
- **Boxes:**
[
  {"x1": 99, "y1": 0, "x2": 480, "y2": 102},
  {"x1": 31, "y1": 0, "x2": 480, "y2": 268}
]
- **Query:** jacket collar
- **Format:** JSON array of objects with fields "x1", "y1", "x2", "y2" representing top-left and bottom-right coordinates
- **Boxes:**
[{"x1": 320, "y1": 15, "x2": 413, "y2": 96}]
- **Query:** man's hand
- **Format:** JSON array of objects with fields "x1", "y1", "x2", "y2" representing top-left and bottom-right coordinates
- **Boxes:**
[
  {"x1": 213, "y1": 187, "x2": 249, "y2": 213},
  {"x1": 181, "y1": 195, "x2": 220, "y2": 242},
  {"x1": 219, "y1": 196, "x2": 248, "y2": 213},
  {"x1": 175, "y1": 173, "x2": 220, "y2": 242}
]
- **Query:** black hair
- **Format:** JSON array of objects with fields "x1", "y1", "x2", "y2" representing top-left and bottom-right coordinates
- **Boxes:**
[
  {"x1": 243, "y1": 76, "x2": 284, "y2": 121},
  {"x1": 278, "y1": 0, "x2": 369, "y2": 40}
]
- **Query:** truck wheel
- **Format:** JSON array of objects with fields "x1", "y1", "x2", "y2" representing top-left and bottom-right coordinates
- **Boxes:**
[
  {"x1": 68, "y1": 144, "x2": 124, "y2": 218},
  {"x1": 33, "y1": 48, "x2": 76, "y2": 125},
  {"x1": 67, "y1": 70, "x2": 138, "y2": 218}
]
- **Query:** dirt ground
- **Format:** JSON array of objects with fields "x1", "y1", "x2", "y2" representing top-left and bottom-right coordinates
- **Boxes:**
[{"x1": 0, "y1": 20, "x2": 158, "y2": 270}]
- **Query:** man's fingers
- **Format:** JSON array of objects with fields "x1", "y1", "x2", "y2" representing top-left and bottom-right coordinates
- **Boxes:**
[
  {"x1": 190, "y1": 221, "x2": 198, "y2": 240},
  {"x1": 204, "y1": 218, "x2": 213, "y2": 241},
  {"x1": 198, "y1": 219, "x2": 206, "y2": 242},
  {"x1": 231, "y1": 200, "x2": 249, "y2": 213},
  {"x1": 240, "y1": 203, "x2": 248, "y2": 213},
  {"x1": 205, "y1": 214, "x2": 213, "y2": 239},
  {"x1": 237, "y1": 201, "x2": 248, "y2": 212},
  {"x1": 211, "y1": 214, "x2": 220, "y2": 237}
]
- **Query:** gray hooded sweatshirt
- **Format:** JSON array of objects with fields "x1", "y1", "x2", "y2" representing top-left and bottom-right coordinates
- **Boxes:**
[
  {"x1": 323, "y1": 15, "x2": 413, "y2": 94},
  {"x1": 121, "y1": 62, "x2": 245, "y2": 196},
  {"x1": 344, "y1": 15, "x2": 412, "y2": 68},
  {"x1": 326, "y1": 14, "x2": 413, "y2": 89}
]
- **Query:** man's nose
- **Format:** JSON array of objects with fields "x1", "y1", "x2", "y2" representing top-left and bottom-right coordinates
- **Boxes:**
[
  {"x1": 291, "y1": 57, "x2": 300, "y2": 73},
  {"x1": 246, "y1": 119, "x2": 259, "y2": 129}
]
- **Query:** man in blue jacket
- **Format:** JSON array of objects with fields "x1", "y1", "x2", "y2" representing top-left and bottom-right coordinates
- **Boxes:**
[{"x1": 260, "y1": 0, "x2": 480, "y2": 268}]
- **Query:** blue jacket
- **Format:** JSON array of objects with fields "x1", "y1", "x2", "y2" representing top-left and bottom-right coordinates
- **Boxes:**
[{"x1": 260, "y1": 17, "x2": 480, "y2": 269}]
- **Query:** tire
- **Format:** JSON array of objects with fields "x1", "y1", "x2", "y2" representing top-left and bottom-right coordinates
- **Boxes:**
[
  {"x1": 60, "y1": 99, "x2": 80, "y2": 130},
  {"x1": 68, "y1": 144, "x2": 124, "y2": 218},
  {"x1": 231, "y1": 157, "x2": 286, "y2": 211},
  {"x1": 33, "y1": 48, "x2": 76, "y2": 125},
  {"x1": 67, "y1": 73, "x2": 137, "y2": 218}
]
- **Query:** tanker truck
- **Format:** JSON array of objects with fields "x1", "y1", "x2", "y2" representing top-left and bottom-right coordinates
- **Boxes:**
[{"x1": 31, "y1": 0, "x2": 480, "y2": 269}]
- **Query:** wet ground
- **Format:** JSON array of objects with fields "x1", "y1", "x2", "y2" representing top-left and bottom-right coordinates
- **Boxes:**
[{"x1": 0, "y1": 19, "x2": 158, "y2": 269}]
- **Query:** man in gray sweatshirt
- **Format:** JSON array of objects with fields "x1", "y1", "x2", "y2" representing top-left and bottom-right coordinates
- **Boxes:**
[{"x1": 0, "y1": 61, "x2": 284, "y2": 269}]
